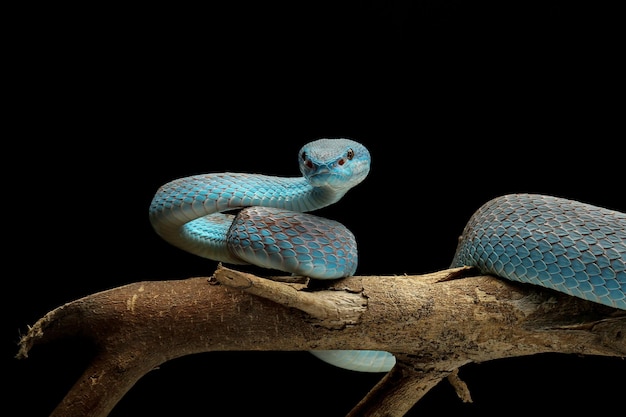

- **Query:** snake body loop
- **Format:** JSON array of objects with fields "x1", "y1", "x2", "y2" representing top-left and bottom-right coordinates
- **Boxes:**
[
  {"x1": 149, "y1": 139, "x2": 370, "y2": 279},
  {"x1": 150, "y1": 139, "x2": 626, "y2": 373}
]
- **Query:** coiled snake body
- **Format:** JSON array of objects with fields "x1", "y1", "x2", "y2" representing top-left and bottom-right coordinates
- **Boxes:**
[{"x1": 150, "y1": 138, "x2": 626, "y2": 373}]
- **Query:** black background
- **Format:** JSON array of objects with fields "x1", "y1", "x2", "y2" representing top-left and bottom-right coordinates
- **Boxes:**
[{"x1": 6, "y1": 1, "x2": 624, "y2": 416}]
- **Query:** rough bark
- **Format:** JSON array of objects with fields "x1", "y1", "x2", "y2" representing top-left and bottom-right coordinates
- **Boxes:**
[{"x1": 16, "y1": 265, "x2": 626, "y2": 417}]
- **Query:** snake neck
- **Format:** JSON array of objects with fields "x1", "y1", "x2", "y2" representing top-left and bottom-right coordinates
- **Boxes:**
[{"x1": 301, "y1": 179, "x2": 350, "y2": 210}]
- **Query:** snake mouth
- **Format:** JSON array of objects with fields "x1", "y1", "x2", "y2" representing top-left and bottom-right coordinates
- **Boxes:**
[{"x1": 308, "y1": 170, "x2": 346, "y2": 188}]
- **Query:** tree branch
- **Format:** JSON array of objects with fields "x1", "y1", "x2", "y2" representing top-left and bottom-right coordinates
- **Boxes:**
[
  {"x1": 212, "y1": 265, "x2": 367, "y2": 329},
  {"x1": 16, "y1": 265, "x2": 626, "y2": 417}
]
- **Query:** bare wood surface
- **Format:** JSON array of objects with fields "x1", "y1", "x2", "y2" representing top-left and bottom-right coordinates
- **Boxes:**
[{"x1": 16, "y1": 265, "x2": 626, "y2": 417}]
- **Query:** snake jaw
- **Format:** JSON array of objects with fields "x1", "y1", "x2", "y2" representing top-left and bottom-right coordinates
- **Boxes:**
[{"x1": 306, "y1": 165, "x2": 364, "y2": 192}]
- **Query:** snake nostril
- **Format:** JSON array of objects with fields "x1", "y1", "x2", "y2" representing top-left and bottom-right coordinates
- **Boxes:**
[
  {"x1": 305, "y1": 160, "x2": 313, "y2": 169},
  {"x1": 338, "y1": 158, "x2": 345, "y2": 166}
]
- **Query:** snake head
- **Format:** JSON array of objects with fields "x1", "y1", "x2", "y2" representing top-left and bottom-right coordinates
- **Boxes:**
[{"x1": 298, "y1": 138, "x2": 371, "y2": 191}]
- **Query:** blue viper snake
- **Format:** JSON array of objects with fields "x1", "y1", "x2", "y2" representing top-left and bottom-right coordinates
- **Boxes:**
[{"x1": 149, "y1": 138, "x2": 626, "y2": 372}]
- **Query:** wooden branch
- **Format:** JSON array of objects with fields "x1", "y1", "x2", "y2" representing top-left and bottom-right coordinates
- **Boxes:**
[
  {"x1": 16, "y1": 265, "x2": 626, "y2": 417},
  {"x1": 212, "y1": 265, "x2": 367, "y2": 329}
]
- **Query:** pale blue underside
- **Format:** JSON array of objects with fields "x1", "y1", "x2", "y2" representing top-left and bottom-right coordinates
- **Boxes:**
[{"x1": 310, "y1": 350, "x2": 396, "y2": 373}]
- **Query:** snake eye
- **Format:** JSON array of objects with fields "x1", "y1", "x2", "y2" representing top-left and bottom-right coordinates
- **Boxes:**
[
  {"x1": 338, "y1": 148, "x2": 354, "y2": 166},
  {"x1": 337, "y1": 149, "x2": 354, "y2": 165},
  {"x1": 301, "y1": 151, "x2": 313, "y2": 169}
]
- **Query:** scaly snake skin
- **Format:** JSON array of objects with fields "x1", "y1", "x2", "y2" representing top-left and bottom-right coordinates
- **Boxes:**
[{"x1": 150, "y1": 138, "x2": 626, "y2": 373}]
